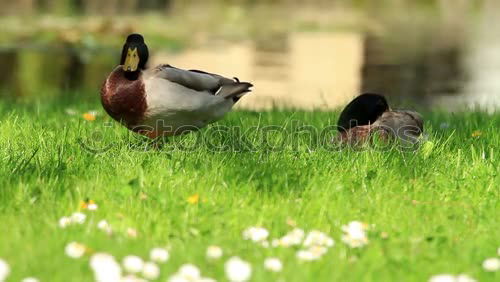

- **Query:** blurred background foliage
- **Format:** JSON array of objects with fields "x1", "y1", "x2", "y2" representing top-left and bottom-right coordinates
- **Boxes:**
[{"x1": 0, "y1": 0, "x2": 498, "y2": 111}]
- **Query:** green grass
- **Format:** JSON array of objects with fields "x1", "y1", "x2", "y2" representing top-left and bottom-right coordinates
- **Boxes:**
[{"x1": 0, "y1": 99, "x2": 498, "y2": 282}]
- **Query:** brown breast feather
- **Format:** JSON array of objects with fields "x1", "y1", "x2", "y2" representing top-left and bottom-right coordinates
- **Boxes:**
[{"x1": 100, "y1": 67, "x2": 147, "y2": 131}]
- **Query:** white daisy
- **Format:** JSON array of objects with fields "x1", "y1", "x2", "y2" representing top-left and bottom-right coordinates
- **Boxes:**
[
  {"x1": 206, "y1": 245, "x2": 223, "y2": 260},
  {"x1": 428, "y1": 274, "x2": 477, "y2": 282},
  {"x1": 429, "y1": 274, "x2": 455, "y2": 282},
  {"x1": 59, "y1": 216, "x2": 72, "y2": 228},
  {"x1": 21, "y1": 278, "x2": 40, "y2": 282},
  {"x1": 126, "y1": 228, "x2": 138, "y2": 238},
  {"x1": 482, "y1": 257, "x2": 500, "y2": 272},
  {"x1": 309, "y1": 245, "x2": 328, "y2": 257},
  {"x1": 428, "y1": 274, "x2": 457, "y2": 282},
  {"x1": 142, "y1": 262, "x2": 160, "y2": 280},
  {"x1": 87, "y1": 203, "x2": 98, "y2": 211},
  {"x1": 296, "y1": 250, "x2": 320, "y2": 261},
  {"x1": 65, "y1": 242, "x2": 86, "y2": 258},
  {"x1": 167, "y1": 274, "x2": 189, "y2": 282},
  {"x1": 303, "y1": 230, "x2": 334, "y2": 248},
  {"x1": 71, "y1": 212, "x2": 86, "y2": 224},
  {"x1": 341, "y1": 234, "x2": 368, "y2": 248},
  {"x1": 0, "y1": 259, "x2": 10, "y2": 281},
  {"x1": 65, "y1": 108, "x2": 77, "y2": 115},
  {"x1": 97, "y1": 220, "x2": 113, "y2": 235},
  {"x1": 282, "y1": 228, "x2": 305, "y2": 246},
  {"x1": 198, "y1": 278, "x2": 217, "y2": 282},
  {"x1": 225, "y1": 257, "x2": 252, "y2": 282},
  {"x1": 120, "y1": 274, "x2": 147, "y2": 282},
  {"x1": 122, "y1": 256, "x2": 144, "y2": 274},
  {"x1": 97, "y1": 220, "x2": 108, "y2": 229},
  {"x1": 90, "y1": 253, "x2": 116, "y2": 269},
  {"x1": 341, "y1": 221, "x2": 369, "y2": 248},
  {"x1": 271, "y1": 239, "x2": 280, "y2": 247},
  {"x1": 263, "y1": 257, "x2": 283, "y2": 272},
  {"x1": 150, "y1": 247, "x2": 169, "y2": 263},
  {"x1": 243, "y1": 227, "x2": 269, "y2": 242},
  {"x1": 273, "y1": 228, "x2": 306, "y2": 248},
  {"x1": 168, "y1": 263, "x2": 216, "y2": 282},
  {"x1": 260, "y1": 241, "x2": 270, "y2": 248},
  {"x1": 456, "y1": 274, "x2": 477, "y2": 282},
  {"x1": 178, "y1": 264, "x2": 201, "y2": 280},
  {"x1": 341, "y1": 221, "x2": 369, "y2": 236},
  {"x1": 90, "y1": 253, "x2": 122, "y2": 282}
]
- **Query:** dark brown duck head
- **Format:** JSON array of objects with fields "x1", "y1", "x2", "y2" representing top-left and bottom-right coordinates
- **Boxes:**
[
  {"x1": 336, "y1": 93, "x2": 424, "y2": 145},
  {"x1": 101, "y1": 34, "x2": 150, "y2": 131},
  {"x1": 120, "y1": 33, "x2": 149, "y2": 80},
  {"x1": 337, "y1": 93, "x2": 389, "y2": 133}
]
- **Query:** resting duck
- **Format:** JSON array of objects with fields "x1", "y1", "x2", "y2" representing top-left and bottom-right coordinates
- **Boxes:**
[
  {"x1": 336, "y1": 93, "x2": 423, "y2": 145},
  {"x1": 101, "y1": 33, "x2": 253, "y2": 138}
]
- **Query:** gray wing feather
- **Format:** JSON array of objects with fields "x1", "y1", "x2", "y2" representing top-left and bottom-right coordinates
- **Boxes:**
[
  {"x1": 152, "y1": 64, "x2": 252, "y2": 99},
  {"x1": 373, "y1": 111, "x2": 423, "y2": 143}
]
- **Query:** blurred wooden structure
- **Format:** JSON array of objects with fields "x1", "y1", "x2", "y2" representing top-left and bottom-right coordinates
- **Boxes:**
[
  {"x1": 1, "y1": 0, "x2": 171, "y2": 15},
  {"x1": 1, "y1": 0, "x2": 474, "y2": 15}
]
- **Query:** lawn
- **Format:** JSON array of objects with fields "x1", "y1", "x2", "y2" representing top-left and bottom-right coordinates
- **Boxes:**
[{"x1": 0, "y1": 99, "x2": 498, "y2": 282}]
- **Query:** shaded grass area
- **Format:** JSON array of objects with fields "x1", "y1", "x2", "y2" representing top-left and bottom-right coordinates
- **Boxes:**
[{"x1": 0, "y1": 100, "x2": 499, "y2": 281}]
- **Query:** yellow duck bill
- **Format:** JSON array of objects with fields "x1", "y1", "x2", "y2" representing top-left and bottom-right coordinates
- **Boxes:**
[{"x1": 123, "y1": 47, "x2": 140, "y2": 72}]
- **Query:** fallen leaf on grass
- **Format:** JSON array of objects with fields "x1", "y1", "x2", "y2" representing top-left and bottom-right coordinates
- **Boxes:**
[
  {"x1": 187, "y1": 193, "x2": 200, "y2": 204},
  {"x1": 471, "y1": 130, "x2": 482, "y2": 138},
  {"x1": 83, "y1": 112, "x2": 96, "y2": 121}
]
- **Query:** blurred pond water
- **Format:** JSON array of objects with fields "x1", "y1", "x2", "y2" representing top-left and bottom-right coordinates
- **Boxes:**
[{"x1": 0, "y1": 0, "x2": 499, "y2": 111}]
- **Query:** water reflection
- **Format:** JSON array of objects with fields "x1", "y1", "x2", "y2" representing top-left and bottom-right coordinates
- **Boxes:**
[
  {"x1": 361, "y1": 34, "x2": 465, "y2": 106},
  {"x1": 456, "y1": 0, "x2": 500, "y2": 112},
  {"x1": 159, "y1": 32, "x2": 363, "y2": 110},
  {"x1": 0, "y1": 46, "x2": 115, "y2": 98},
  {"x1": 1, "y1": 3, "x2": 499, "y2": 111}
]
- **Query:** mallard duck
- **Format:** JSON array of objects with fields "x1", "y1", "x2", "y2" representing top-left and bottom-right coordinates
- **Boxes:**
[
  {"x1": 336, "y1": 93, "x2": 423, "y2": 145},
  {"x1": 101, "y1": 33, "x2": 253, "y2": 138}
]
